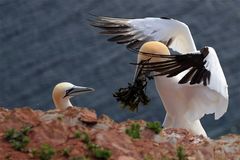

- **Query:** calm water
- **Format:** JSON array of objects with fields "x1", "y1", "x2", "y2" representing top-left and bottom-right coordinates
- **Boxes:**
[{"x1": 0, "y1": 0, "x2": 240, "y2": 138}]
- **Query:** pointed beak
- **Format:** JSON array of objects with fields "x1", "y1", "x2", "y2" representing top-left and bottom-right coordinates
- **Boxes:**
[{"x1": 64, "y1": 86, "x2": 95, "y2": 98}]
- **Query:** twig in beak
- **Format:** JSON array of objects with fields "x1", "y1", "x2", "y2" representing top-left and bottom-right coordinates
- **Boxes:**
[{"x1": 113, "y1": 59, "x2": 152, "y2": 111}]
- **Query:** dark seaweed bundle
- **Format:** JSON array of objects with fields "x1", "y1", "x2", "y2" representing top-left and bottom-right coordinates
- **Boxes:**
[{"x1": 113, "y1": 60, "x2": 152, "y2": 112}]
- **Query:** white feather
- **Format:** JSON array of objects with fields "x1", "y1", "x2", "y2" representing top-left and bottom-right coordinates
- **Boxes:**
[
  {"x1": 204, "y1": 47, "x2": 229, "y2": 119},
  {"x1": 129, "y1": 18, "x2": 197, "y2": 53},
  {"x1": 124, "y1": 17, "x2": 229, "y2": 133},
  {"x1": 92, "y1": 15, "x2": 229, "y2": 137},
  {"x1": 177, "y1": 47, "x2": 228, "y2": 121}
]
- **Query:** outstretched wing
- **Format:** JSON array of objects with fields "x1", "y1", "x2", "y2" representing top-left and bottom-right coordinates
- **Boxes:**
[
  {"x1": 138, "y1": 47, "x2": 211, "y2": 86},
  {"x1": 137, "y1": 47, "x2": 229, "y2": 120},
  {"x1": 89, "y1": 15, "x2": 197, "y2": 53}
]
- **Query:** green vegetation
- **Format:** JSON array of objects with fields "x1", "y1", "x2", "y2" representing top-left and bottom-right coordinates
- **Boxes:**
[
  {"x1": 57, "y1": 115, "x2": 64, "y2": 121},
  {"x1": 161, "y1": 156, "x2": 170, "y2": 160},
  {"x1": 4, "y1": 127, "x2": 54, "y2": 160},
  {"x1": 87, "y1": 143, "x2": 112, "y2": 160},
  {"x1": 176, "y1": 146, "x2": 187, "y2": 160},
  {"x1": 74, "y1": 130, "x2": 81, "y2": 138},
  {"x1": 69, "y1": 157, "x2": 90, "y2": 160},
  {"x1": 29, "y1": 148, "x2": 38, "y2": 158},
  {"x1": 4, "y1": 127, "x2": 111, "y2": 160},
  {"x1": 125, "y1": 123, "x2": 141, "y2": 139},
  {"x1": 74, "y1": 130, "x2": 111, "y2": 160},
  {"x1": 144, "y1": 154, "x2": 154, "y2": 160},
  {"x1": 4, "y1": 126, "x2": 32, "y2": 151},
  {"x1": 29, "y1": 144, "x2": 55, "y2": 160},
  {"x1": 146, "y1": 121, "x2": 162, "y2": 134},
  {"x1": 62, "y1": 147, "x2": 71, "y2": 157},
  {"x1": 38, "y1": 144, "x2": 55, "y2": 160},
  {"x1": 74, "y1": 130, "x2": 90, "y2": 144}
]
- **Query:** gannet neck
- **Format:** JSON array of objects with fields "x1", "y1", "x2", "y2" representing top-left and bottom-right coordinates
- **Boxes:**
[{"x1": 53, "y1": 97, "x2": 73, "y2": 109}]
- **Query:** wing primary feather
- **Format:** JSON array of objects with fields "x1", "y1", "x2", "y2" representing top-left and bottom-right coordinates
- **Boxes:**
[
  {"x1": 142, "y1": 63, "x2": 180, "y2": 72},
  {"x1": 195, "y1": 69, "x2": 206, "y2": 84},
  {"x1": 127, "y1": 46, "x2": 140, "y2": 54},
  {"x1": 141, "y1": 60, "x2": 178, "y2": 66},
  {"x1": 207, "y1": 71, "x2": 211, "y2": 85},
  {"x1": 90, "y1": 21, "x2": 129, "y2": 29},
  {"x1": 160, "y1": 16, "x2": 172, "y2": 20},
  {"x1": 152, "y1": 65, "x2": 182, "y2": 75},
  {"x1": 178, "y1": 68, "x2": 197, "y2": 84},
  {"x1": 142, "y1": 63, "x2": 179, "y2": 70},
  {"x1": 151, "y1": 65, "x2": 189, "y2": 77},
  {"x1": 127, "y1": 40, "x2": 144, "y2": 50},
  {"x1": 166, "y1": 38, "x2": 173, "y2": 47},
  {"x1": 108, "y1": 35, "x2": 133, "y2": 42},
  {"x1": 202, "y1": 70, "x2": 211, "y2": 86},
  {"x1": 117, "y1": 39, "x2": 134, "y2": 44},
  {"x1": 99, "y1": 30, "x2": 130, "y2": 35},
  {"x1": 166, "y1": 65, "x2": 191, "y2": 77},
  {"x1": 190, "y1": 68, "x2": 204, "y2": 85}
]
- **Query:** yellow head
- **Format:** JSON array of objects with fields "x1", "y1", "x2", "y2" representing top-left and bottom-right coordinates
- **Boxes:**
[
  {"x1": 52, "y1": 82, "x2": 95, "y2": 109},
  {"x1": 138, "y1": 41, "x2": 170, "y2": 62}
]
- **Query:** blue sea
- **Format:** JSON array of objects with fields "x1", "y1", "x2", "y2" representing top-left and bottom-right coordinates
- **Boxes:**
[{"x1": 0, "y1": 0, "x2": 239, "y2": 138}]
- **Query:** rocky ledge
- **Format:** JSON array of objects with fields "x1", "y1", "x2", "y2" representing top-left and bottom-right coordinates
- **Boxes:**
[{"x1": 0, "y1": 107, "x2": 239, "y2": 160}]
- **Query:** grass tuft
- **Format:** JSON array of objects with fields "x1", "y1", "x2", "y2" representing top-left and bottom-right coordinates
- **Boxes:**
[
  {"x1": 87, "y1": 143, "x2": 111, "y2": 160},
  {"x1": 69, "y1": 156, "x2": 90, "y2": 160},
  {"x1": 74, "y1": 130, "x2": 90, "y2": 144},
  {"x1": 38, "y1": 144, "x2": 55, "y2": 160},
  {"x1": 176, "y1": 146, "x2": 188, "y2": 160},
  {"x1": 125, "y1": 123, "x2": 141, "y2": 139},
  {"x1": 4, "y1": 126, "x2": 32, "y2": 151},
  {"x1": 144, "y1": 154, "x2": 154, "y2": 160},
  {"x1": 74, "y1": 130, "x2": 111, "y2": 160},
  {"x1": 146, "y1": 121, "x2": 162, "y2": 134},
  {"x1": 62, "y1": 147, "x2": 71, "y2": 157}
]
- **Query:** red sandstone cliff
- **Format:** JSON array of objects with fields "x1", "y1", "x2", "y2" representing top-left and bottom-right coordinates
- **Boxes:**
[{"x1": 0, "y1": 107, "x2": 239, "y2": 160}]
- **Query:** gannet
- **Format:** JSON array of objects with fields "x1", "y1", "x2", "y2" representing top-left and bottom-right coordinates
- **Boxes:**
[
  {"x1": 52, "y1": 82, "x2": 95, "y2": 109},
  {"x1": 90, "y1": 16, "x2": 229, "y2": 137}
]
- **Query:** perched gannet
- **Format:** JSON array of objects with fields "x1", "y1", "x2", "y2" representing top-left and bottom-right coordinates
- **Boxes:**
[
  {"x1": 52, "y1": 82, "x2": 95, "y2": 109},
  {"x1": 90, "y1": 16, "x2": 229, "y2": 137}
]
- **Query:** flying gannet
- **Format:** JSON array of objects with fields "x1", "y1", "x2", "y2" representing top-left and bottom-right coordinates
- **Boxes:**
[
  {"x1": 90, "y1": 16, "x2": 229, "y2": 137},
  {"x1": 52, "y1": 82, "x2": 95, "y2": 109}
]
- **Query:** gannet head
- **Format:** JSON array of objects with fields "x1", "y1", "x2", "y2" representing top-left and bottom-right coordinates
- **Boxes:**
[
  {"x1": 138, "y1": 41, "x2": 170, "y2": 62},
  {"x1": 115, "y1": 41, "x2": 171, "y2": 111},
  {"x1": 52, "y1": 82, "x2": 95, "y2": 109},
  {"x1": 134, "y1": 41, "x2": 170, "y2": 80}
]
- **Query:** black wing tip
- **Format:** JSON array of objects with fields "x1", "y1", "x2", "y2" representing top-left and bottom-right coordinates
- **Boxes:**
[
  {"x1": 87, "y1": 13, "x2": 112, "y2": 24},
  {"x1": 127, "y1": 46, "x2": 139, "y2": 53},
  {"x1": 87, "y1": 13, "x2": 103, "y2": 27},
  {"x1": 200, "y1": 46, "x2": 209, "y2": 58},
  {"x1": 178, "y1": 81, "x2": 186, "y2": 84},
  {"x1": 160, "y1": 16, "x2": 172, "y2": 20},
  {"x1": 87, "y1": 13, "x2": 111, "y2": 19},
  {"x1": 87, "y1": 13, "x2": 104, "y2": 23}
]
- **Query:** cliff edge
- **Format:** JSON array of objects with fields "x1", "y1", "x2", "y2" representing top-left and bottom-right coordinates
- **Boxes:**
[{"x1": 0, "y1": 107, "x2": 239, "y2": 160}]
